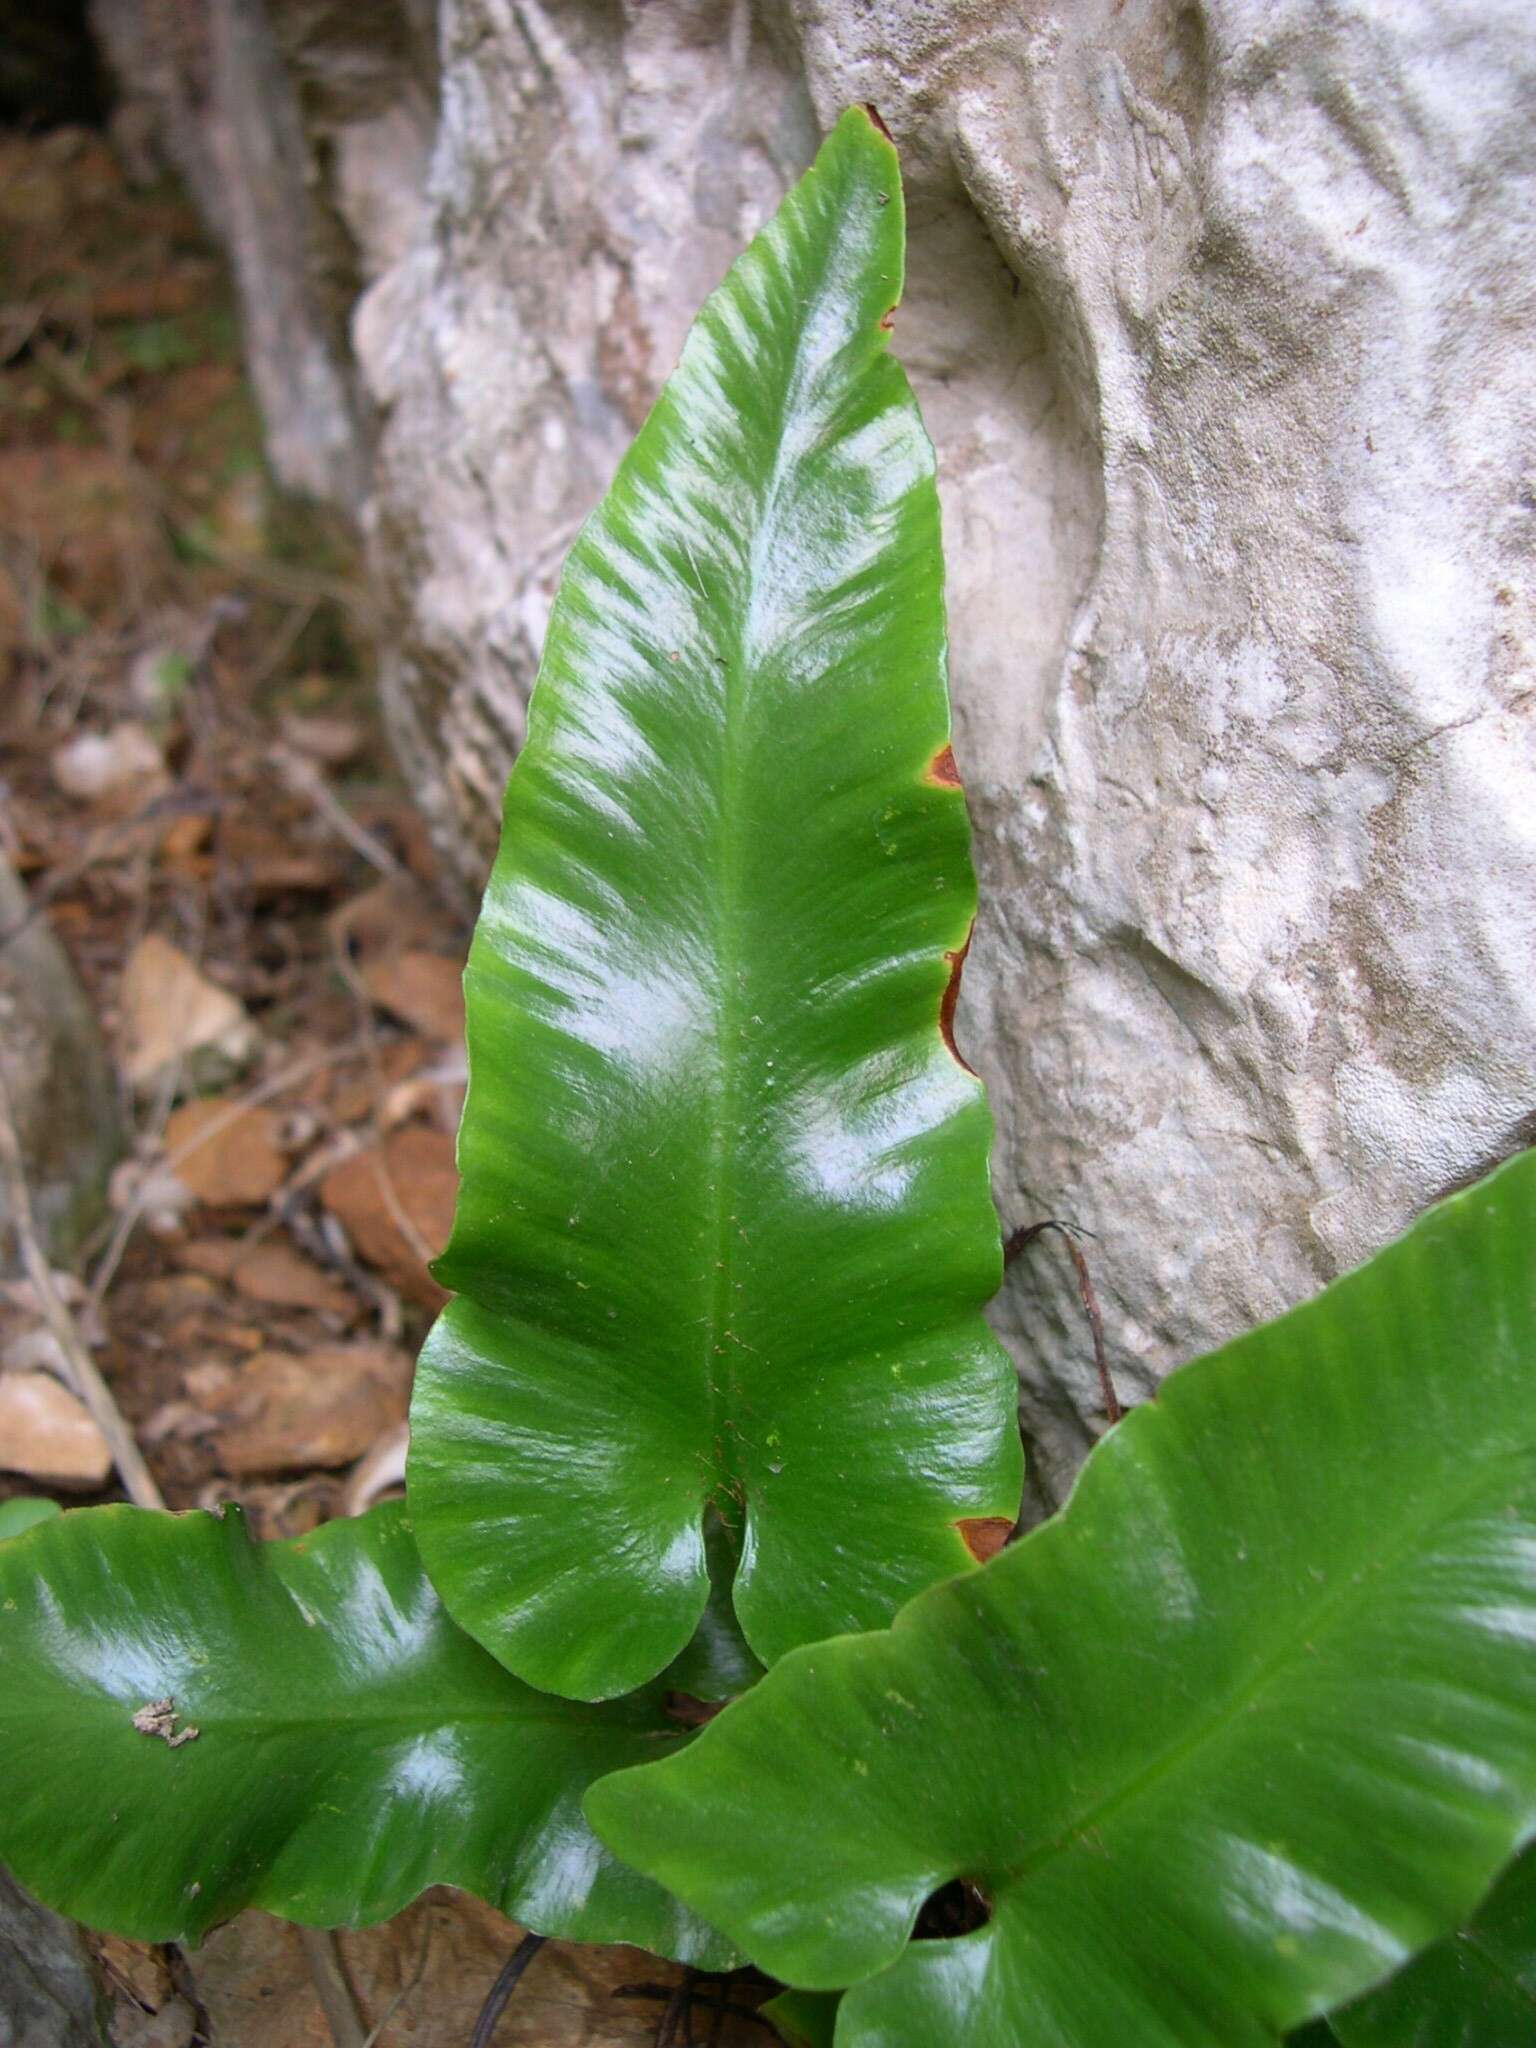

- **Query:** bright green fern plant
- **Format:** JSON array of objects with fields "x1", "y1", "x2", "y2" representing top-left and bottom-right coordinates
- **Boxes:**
[{"x1": 2, "y1": 109, "x2": 1534, "y2": 2048}]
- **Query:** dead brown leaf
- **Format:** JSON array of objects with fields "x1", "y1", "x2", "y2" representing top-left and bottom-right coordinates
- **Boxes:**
[
  {"x1": 162, "y1": 1097, "x2": 287, "y2": 1207},
  {"x1": 207, "y1": 1342, "x2": 411, "y2": 1475},
  {"x1": 106, "y1": 1993, "x2": 196, "y2": 2048},
  {"x1": 229, "y1": 1240, "x2": 357, "y2": 1319},
  {"x1": 172, "y1": 1238, "x2": 244, "y2": 1281},
  {"x1": 327, "y1": 1036, "x2": 427, "y2": 1125},
  {"x1": 360, "y1": 948, "x2": 466, "y2": 1043},
  {"x1": 217, "y1": 816, "x2": 341, "y2": 895},
  {"x1": 319, "y1": 1127, "x2": 456, "y2": 1308},
  {"x1": 93, "y1": 1933, "x2": 174, "y2": 2012},
  {"x1": 956, "y1": 1516, "x2": 1014, "y2": 1564},
  {"x1": 119, "y1": 935, "x2": 259, "y2": 1093},
  {"x1": 183, "y1": 1361, "x2": 238, "y2": 1410},
  {"x1": 188, "y1": 1896, "x2": 767, "y2": 2048},
  {"x1": 0, "y1": 1371, "x2": 112, "y2": 1487},
  {"x1": 330, "y1": 878, "x2": 442, "y2": 959}
]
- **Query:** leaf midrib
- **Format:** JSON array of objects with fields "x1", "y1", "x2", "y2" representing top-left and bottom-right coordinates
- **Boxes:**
[
  {"x1": 701, "y1": 193, "x2": 846, "y2": 1508},
  {"x1": 9, "y1": 1700, "x2": 675, "y2": 1737},
  {"x1": 994, "y1": 1449, "x2": 1531, "y2": 1900}
]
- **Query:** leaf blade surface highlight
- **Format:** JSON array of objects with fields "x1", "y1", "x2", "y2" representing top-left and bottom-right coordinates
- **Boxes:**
[
  {"x1": 0, "y1": 1500, "x2": 729, "y2": 1961},
  {"x1": 408, "y1": 105, "x2": 1019, "y2": 1699}
]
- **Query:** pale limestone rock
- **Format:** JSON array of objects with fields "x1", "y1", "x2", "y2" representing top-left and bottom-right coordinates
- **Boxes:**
[
  {"x1": 90, "y1": 0, "x2": 436, "y2": 507},
  {"x1": 98, "y1": 0, "x2": 1536, "y2": 1496}
]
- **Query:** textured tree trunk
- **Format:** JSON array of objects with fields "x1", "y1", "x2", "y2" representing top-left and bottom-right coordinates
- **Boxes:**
[{"x1": 96, "y1": 0, "x2": 1536, "y2": 1501}]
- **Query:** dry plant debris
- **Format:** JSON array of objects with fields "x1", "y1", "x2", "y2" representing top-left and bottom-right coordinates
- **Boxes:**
[
  {"x1": 197, "y1": 1343, "x2": 414, "y2": 1476},
  {"x1": 117, "y1": 934, "x2": 261, "y2": 1094},
  {"x1": 129, "y1": 1697, "x2": 199, "y2": 1748},
  {"x1": 0, "y1": 127, "x2": 462, "y2": 1636},
  {"x1": 160, "y1": 1096, "x2": 287, "y2": 1205},
  {"x1": 0, "y1": 1370, "x2": 111, "y2": 1487},
  {"x1": 188, "y1": 1895, "x2": 769, "y2": 2048},
  {"x1": 318, "y1": 1128, "x2": 457, "y2": 1310}
]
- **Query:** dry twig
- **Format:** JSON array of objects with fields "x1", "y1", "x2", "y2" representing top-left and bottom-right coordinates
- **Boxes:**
[
  {"x1": 299, "y1": 1926, "x2": 368, "y2": 2048},
  {"x1": 273, "y1": 744, "x2": 405, "y2": 884},
  {"x1": 469, "y1": 1932, "x2": 547, "y2": 2048},
  {"x1": 1004, "y1": 1217, "x2": 1121, "y2": 1424}
]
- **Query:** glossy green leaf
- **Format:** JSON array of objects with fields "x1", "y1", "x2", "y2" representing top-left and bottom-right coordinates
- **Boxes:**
[
  {"x1": 764, "y1": 1990, "x2": 842, "y2": 2047},
  {"x1": 0, "y1": 1497, "x2": 60, "y2": 1541},
  {"x1": 0, "y1": 1501, "x2": 730, "y2": 1962},
  {"x1": 590, "y1": 1150, "x2": 1536, "y2": 2044},
  {"x1": 408, "y1": 105, "x2": 1020, "y2": 1701},
  {"x1": 1323, "y1": 1843, "x2": 1536, "y2": 2045}
]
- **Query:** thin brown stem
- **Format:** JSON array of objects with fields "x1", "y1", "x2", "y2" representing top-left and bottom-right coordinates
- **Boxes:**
[
  {"x1": 359, "y1": 1909, "x2": 433, "y2": 2048},
  {"x1": 657, "y1": 1971, "x2": 696, "y2": 2048},
  {"x1": 1004, "y1": 1219, "x2": 1121, "y2": 1424},
  {"x1": 469, "y1": 1932, "x2": 546, "y2": 2048}
]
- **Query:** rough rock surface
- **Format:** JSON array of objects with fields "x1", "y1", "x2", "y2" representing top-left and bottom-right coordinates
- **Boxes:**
[
  {"x1": 90, "y1": 0, "x2": 437, "y2": 507},
  {"x1": 0, "y1": 1866, "x2": 109, "y2": 2047},
  {"x1": 100, "y1": 0, "x2": 1536, "y2": 1499},
  {"x1": 0, "y1": 856, "x2": 120, "y2": 1274}
]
